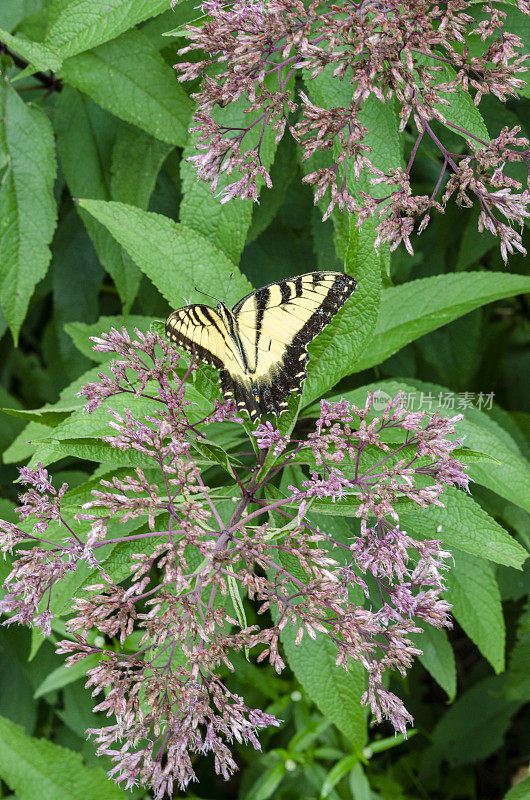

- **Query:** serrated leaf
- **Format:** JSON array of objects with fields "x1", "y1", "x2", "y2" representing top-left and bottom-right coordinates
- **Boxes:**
[
  {"x1": 411, "y1": 625, "x2": 456, "y2": 701},
  {"x1": 34, "y1": 654, "x2": 99, "y2": 699},
  {"x1": 281, "y1": 624, "x2": 366, "y2": 747},
  {"x1": 447, "y1": 550, "x2": 505, "y2": 672},
  {"x1": 76, "y1": 199, "x2": 252, "y2": 307},
  {"x1": 1, "y1": 407, "x2": 78, "y2": 427},
  {"x1": 453, "y1": 447, "x2": 501, "y2": 465},
  {"x1": 180, "y1": 99, "x2": 278, "y2": 263},
  {"x1": 45, "y1": 437, "x2": 168, "y2": 468},
  {"x1": 303, "y1": 73, "x2": 401, "y2": 262},
  {"x1": 111, "y1": 122, "x2": 171, "y2": 209},
  {"x1": 51, "y1": 208, "x2": 104, "y2": 379},
  {"x1": 424, "y1": 675, "x2": 521, "y2": 768},
  {"x1": 417, "y1": 55, "x2": 491, "y2": 142},
  {"x1": 505, "y1": 601, "x2": 530, "y2": 701},
  {"x1": 302, "y1": 216, "x2": 382, "y2": 407},
  {"x1": 400, "y1": 487, "x2": 527, "y2": 569},
  {"x1": 2, "y1": 364, "x2": 130, "y2": 465},
  {"x1": 0, "y1": 82, "x2": 57, "y2": 343},
  {"x1": 64, "y1": 315, "x2": 154, "y2": 362},
  {"x1": 59, "y1": 28, "x2": 193, "y2": 146},
  {"x1": 0, "y1": 28, "x2": 62, "y2": 71},
  {"x1": 2, "y1": 420, "x2": 54, "y2": 464},
  {"x1": 44, "y1": 0, "x2": 169, "y2": 59},
  {"x1": 189, "y1": 438, "x2": 241, "y2": 479},
  {"x1": 354, "y1": 273, "x2": 530, "y2": 373},
  {"x1": 321, "y1": 755, "x2": 359, "y2": 798},
  {"x1": 0, "y1": 714, "x2": 127, "y2": 799},
  {"x1": 54, "y1": 87, "x2": 141, "y2": 309}
]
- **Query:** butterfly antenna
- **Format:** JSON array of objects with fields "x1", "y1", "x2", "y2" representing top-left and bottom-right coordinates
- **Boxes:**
[{"x1": 193, "y1": 286, "x2": 219, "y2": 303}]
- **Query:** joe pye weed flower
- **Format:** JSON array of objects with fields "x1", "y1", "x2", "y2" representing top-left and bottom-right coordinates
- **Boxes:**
[
  {"x1": 175, "y1": 0, "x2": 530, "y2": 260},
  {"x1": 0, "y1": 328, "x2": 470, "y2": 797}
]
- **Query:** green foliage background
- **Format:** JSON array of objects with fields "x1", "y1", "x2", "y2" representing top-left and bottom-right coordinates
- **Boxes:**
[{"x1": 0, "y1": 2, "x2": 529, "y2": 799}]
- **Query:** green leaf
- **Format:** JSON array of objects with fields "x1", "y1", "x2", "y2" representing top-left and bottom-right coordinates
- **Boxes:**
[
  {"x1": 347, "y1": 762, "x2": 372, "y2": 800},
  {"x1": 0, "y1": 1, "x2": 44, "y2": 33},
  {"x1": 412, "y1": 625, "x2": 456, "y2": 701},
  {"x1": 281, "y1": 627, "x2": 367, "y2": 748},
  {"x1": 76, "y1": 199, "x2": 252, "y2": 307},
  {"x1": 0, "y1": 82, "x2": 57, "y2": 343},
  {"x1": 503, "y1": 777, "x2": 530, "y2": 800},
  {"x1": 35, "y1": 384, "x2": 213, "y2": 467},
  {"x1": 354, "y1": 272, "x2": 530, "y2": 373},
  {"x1": 41, "y1": 394, "x2": 162, "y2": 442},
  {"x1": 189, "y1": 438, "x2": 242, "y2": 480},
  {"x1": 64, "y1": 314, "x2": 154, "y2": 361},
  {"x1": 54, "y1": 87, "x2": 141, "y2": 309},
  {"x1": 302, "y1": 74, "x2": 401, "y2": 262},
  {"x1": 2, "y1": 364, "x2": 125, "y2": 465},
  {"x1": 44, "y1": 0, "x2": 169, "y2": 59},
  {"x1": 0, "y1": 28, "x2": 62, "y2": 71},
  {"x1": 290, "y1": 84, "x2": 397, "y2": 406},
  {"x1": 400, "y1": 487, "x2": 527, "y2": 570},
  {"x1": 453, "y1": 447, "x2": 502, "y2": 465},
  {"x1": 243, "y1": 757, "x2": 287, "y2": 800},
  {"x1": 180, "y1": 101, "x2": 278, "y2": 263},
  {"x1": 266, "y1": 491, "x2": 366, "y2": 747},
  {"x1": 1, "y1": 407, "x2": 78, "y2": 427},
  {"x1": 321, "y1": 755, "x2": 359, "y2": 798},
  {"x1": 51, "y1": 209, "x2": 104, "y2": 380},
  {"x1": 417, "y1": 55, "x2": 491, "y2": 142},
  {"x1": 505, "y1": 601, "x2": 530, "y2": 702},
  {"x1": 42, "y1": 437, "x2": 166, "y2": 468},
  {"x1": 495, "y1": 4, "x2": 530, "y2": 99},
  {"x1": 423, "y1": 675, "x2": 521, "y2": 769},
  {"x1": 59, "y1": 28, "x2": 193, "y2": 146},
  {"x1": 34, "y1": 655, "x2": 99, "y2": 699},
  {"x1": 0, "y1": 714, "x2": 127, "y2": 799},
  {"x1": 2, "y1": 420, "x2": 54, "y2": 464},
  {"x1": 302, "y1": 216, "x2": 382, "y2": 406},
  {"x1": 111, "y1": 122, "x2": 171, "y2": 209},
  {"x1": 447, "y1": 550, "x2": 505, "y2": 672}
]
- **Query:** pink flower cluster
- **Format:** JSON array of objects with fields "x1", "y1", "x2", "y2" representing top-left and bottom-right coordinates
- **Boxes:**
[
  {"x1": 175, "y1": 0, "x2": 530, "y2": 259},
  {"x1": 0, "y1": 328, "x2": 469, "y2": 796}
]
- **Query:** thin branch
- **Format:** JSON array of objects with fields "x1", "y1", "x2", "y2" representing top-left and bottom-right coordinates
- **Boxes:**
[{"x1": 0, "y1": 42, "x2": 63, "y2": 91}]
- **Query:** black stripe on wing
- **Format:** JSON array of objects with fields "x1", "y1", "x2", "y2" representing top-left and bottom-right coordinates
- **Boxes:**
[
  {"x1": 280, "y1": 272, "x2": 356, "y2": 393},
  {"x1": 220, "y1": 369, "x2": 260, "y2": 420},
  {"x1": 294, "y1": 272, "x2": 357, "y2": 343},
  {"x1": 165, "y1": 304, "x2": 225, "y2": 370},
  {"x1": 240, "y1": 272, "x2": 356, "y2": 412}
]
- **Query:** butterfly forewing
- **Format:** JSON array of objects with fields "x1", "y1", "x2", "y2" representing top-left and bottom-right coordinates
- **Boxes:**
[
  {"x1": 165, "y1": 304, "x2": 228, "y2": 369},
  {"x1": 233, "y1": 272, "x2": 357, "y2": 405}
]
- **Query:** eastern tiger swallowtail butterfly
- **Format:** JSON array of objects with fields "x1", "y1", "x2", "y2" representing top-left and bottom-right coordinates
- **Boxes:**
[{"x1": 165, "y1": 271, "x2": 356, "y2": 420}]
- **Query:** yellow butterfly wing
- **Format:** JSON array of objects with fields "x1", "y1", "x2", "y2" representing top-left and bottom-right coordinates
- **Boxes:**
[
  {"x1": 165, "y1": 303, "x2": 257, "y2": 413},
  {"x1": 233, "y1": 271, "x2": 356, "y2": 414},
  {"x1": 165, "y1": 304, "x2": 228, "y2": 369},
  {"x1": 165, "y1": 272, "x2": 356, "y2": 420}
]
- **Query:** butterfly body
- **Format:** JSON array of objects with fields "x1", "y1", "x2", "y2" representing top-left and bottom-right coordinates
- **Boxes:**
[{"x1": 166, "y1": 271, "x2": 356, "y2": 420}]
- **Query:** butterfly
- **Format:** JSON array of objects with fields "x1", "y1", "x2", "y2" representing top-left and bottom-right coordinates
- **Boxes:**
[{"x1": 165, "y1": 271, "x2": 357, "y2": 420}]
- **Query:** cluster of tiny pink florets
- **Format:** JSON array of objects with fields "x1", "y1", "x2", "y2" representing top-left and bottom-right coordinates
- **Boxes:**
[
  {"x1": 174, "y1": 0, "x2": 530, "y2": 260},
  {"x1": 0, "y1": 328, "x2": 469, "y2": 797}
]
